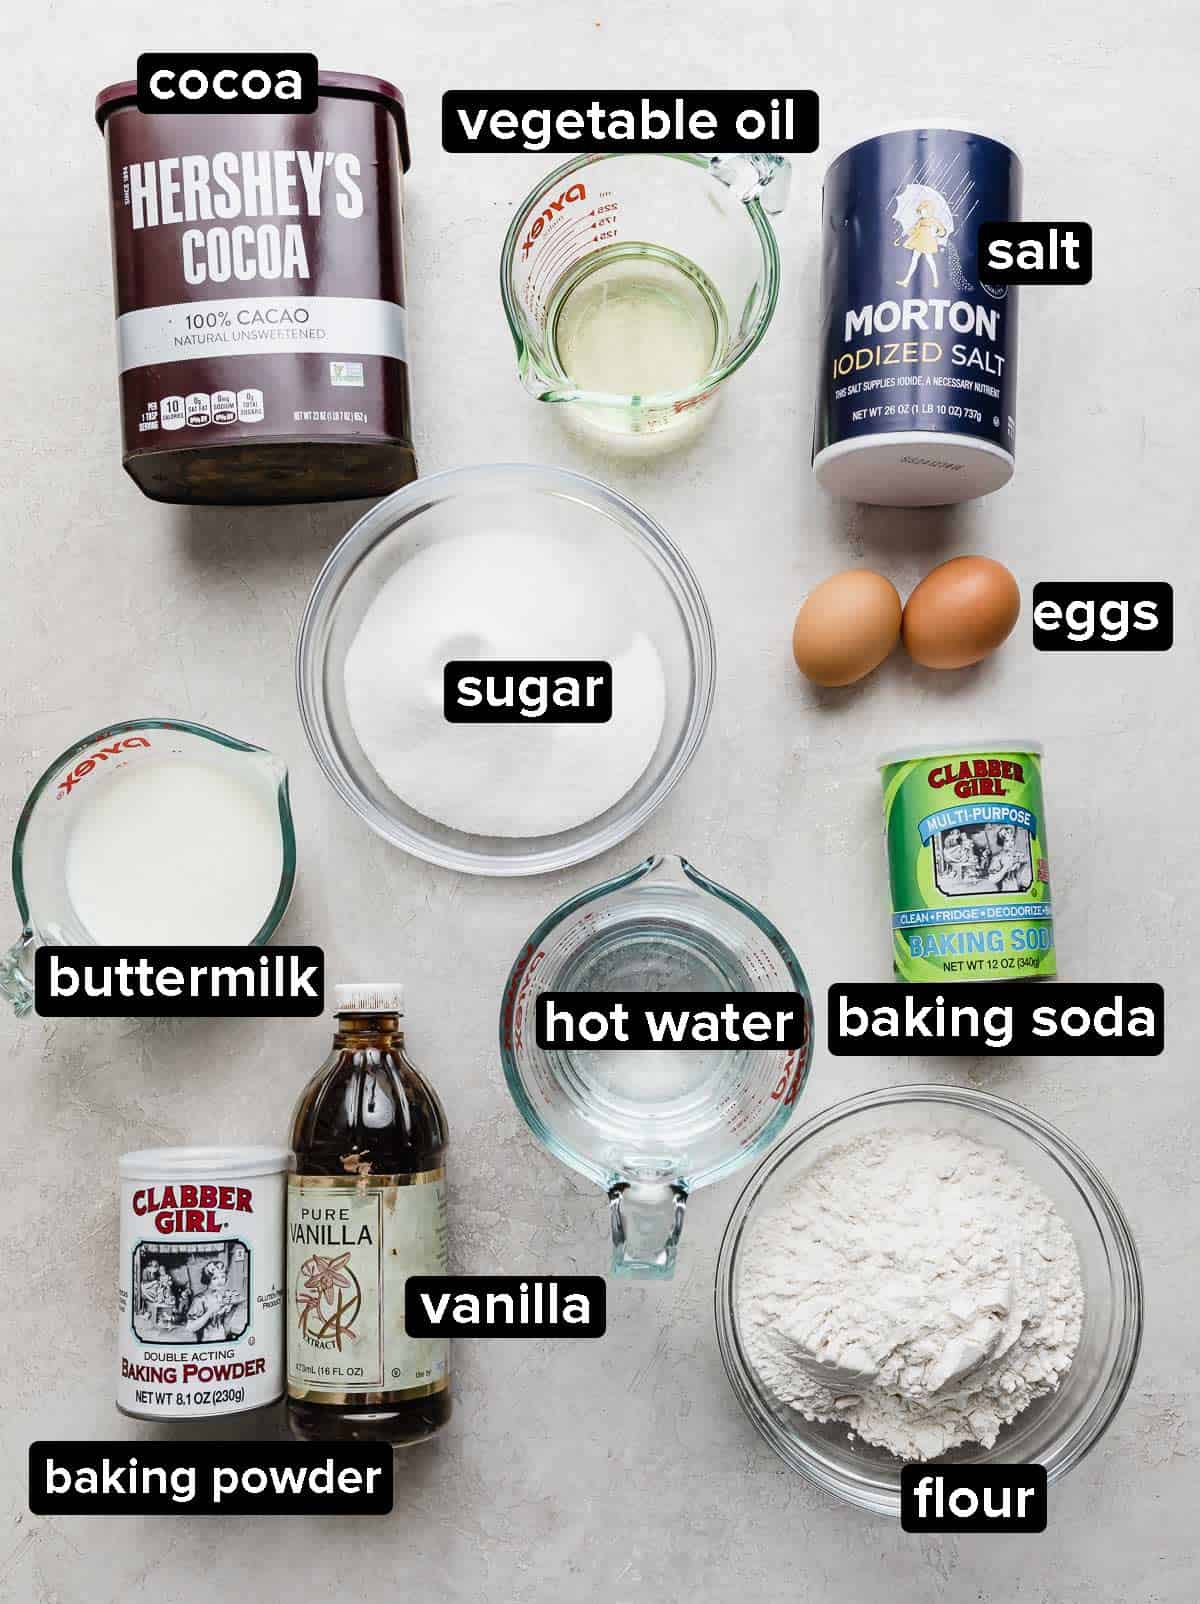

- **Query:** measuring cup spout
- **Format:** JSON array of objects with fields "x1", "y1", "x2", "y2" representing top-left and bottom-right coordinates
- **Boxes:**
[
  {"x1": 0, "y1": 932, "x2": 36, "y2": 1017},
  {"x1": 608, "y1": 1180, "x2": 688, "y2": 1278},
  {"x1": 708, "y1": 152, "x2": 791, "y2": 214}
]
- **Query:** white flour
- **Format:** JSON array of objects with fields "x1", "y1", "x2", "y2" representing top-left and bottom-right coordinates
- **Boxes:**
[
  {"x1": 344, "y1": 529, "x2": 666, "y2": 838},
  {"x1": 738, "y1": 1127, "x2": 1084, "y2": 1461}
]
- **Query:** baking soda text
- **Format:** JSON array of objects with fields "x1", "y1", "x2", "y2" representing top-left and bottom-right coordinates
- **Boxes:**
[{"x1": 828, "y1": 983, "x2": 1164, "y2": 1056}]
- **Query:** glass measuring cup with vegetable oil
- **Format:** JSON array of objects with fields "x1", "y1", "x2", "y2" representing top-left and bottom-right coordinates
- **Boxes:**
[
  {"x1": 499, "y1": 855, "x2": 812, "y2": 1277},
  {"x1": 500, "y1": 153, "x2": 789, "y2": 445}
]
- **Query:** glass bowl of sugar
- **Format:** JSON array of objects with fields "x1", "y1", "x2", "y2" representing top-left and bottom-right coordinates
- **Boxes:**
[
  {"x1": 715, "y1": 1085, "x2": 1143, "y2": 1518},
  {"x1": 296, "y1": 463, "x2": 716, "y2": 875}
]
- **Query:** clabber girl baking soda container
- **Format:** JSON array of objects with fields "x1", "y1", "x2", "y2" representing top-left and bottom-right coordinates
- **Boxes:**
[
  {"x1": 879, "y1": 741, "x2": 1055, "y2": 983},
  {"x1": 814, "y1": 123, "x2": 1022, "y2": 506}
]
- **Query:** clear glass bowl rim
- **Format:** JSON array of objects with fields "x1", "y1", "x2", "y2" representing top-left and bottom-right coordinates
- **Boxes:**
[
  {"x1": 714, "y1": 1083, "x2": 1144, "y2": 1518},
  {"x1": 294, "y1": 463, "x2": 716, "y2": 876}
]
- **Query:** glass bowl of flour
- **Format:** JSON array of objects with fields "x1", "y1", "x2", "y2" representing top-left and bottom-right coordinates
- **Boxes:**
[
  {"x1": 296, "y1": 464, "x2": 715, "y2": 874},
  {"x1": 715, "y1": 1086, "x2": 1143, "y2": 1517}
]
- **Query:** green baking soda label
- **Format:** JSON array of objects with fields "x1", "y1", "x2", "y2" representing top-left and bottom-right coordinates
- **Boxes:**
[{"x1": 881, "y1": 747, "x2": 1055, "y2": 983}]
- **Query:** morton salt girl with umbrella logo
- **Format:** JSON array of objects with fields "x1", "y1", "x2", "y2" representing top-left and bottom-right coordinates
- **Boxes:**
[
  {"x1": 286, "y1": 983, "x2": 451, "y2": 1444},
  {"x1": 812, "y1": 122, "x2": 1022, "y2": 506}
]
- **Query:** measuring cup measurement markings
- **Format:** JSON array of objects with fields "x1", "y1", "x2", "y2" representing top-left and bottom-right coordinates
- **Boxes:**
[
  {"x1": 1, "y1": 718, "x2": 296, "y2": 1016},
  {"x1": 499, "y1": 854, "x2": 812, "y2": 1277},
  {"x1": 501, "y1": 152, "x2": 788, "y2": 441}
]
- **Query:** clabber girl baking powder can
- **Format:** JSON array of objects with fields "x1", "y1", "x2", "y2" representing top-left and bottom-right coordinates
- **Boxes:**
[{"x1": 117, "y1": 1145, "x2": 288, "y2": 1419}]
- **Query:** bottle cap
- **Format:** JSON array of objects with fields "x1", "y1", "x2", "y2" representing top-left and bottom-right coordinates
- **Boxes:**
[{"x1": 333, "y1": 983, "x2": 405, "y2": 1015}]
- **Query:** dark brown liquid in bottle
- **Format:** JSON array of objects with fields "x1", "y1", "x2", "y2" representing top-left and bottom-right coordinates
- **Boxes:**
[{"x1": 288, "y1": 1009, "x2": 451, "y2": 1445}]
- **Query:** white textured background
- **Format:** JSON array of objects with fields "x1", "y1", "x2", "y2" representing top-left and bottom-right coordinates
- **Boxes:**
[{"x1": 2, "y1": 2, "x2": 1195, "y2": 1599}]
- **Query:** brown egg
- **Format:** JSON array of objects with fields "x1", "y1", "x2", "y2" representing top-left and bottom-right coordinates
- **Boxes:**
[
  {"x1": 792, "y1": 570, "x2": 902, "y2": 687},
  {"x1": 902, "y1": 556, "x2": 1021, "y2": 670}
]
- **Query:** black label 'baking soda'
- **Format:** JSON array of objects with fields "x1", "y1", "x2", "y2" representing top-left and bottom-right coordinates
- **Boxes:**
[{"x1": 814, "y1": 126, "x2": 1022, "y2": 506}]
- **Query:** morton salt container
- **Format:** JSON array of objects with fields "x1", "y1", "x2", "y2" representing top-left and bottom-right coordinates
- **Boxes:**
[
  {"x1": 95, "y1": 73, "x2": 415, "y2": 504},
  {"x1": 117, "y1": 1146, "x2": 288, "y2": 1419},
  {"x1": 813, "y1": 123, "x2": 1021, "y2": 506},
  {"x1": 879, "y1": 741, "x2": 1055, "y2": 984}
]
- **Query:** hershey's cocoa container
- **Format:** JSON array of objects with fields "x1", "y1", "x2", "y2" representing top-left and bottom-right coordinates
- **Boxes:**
[
  {"x1": 117, "y1": 1146, "x2": 288, "y2": 1419},
  {"x1": 95, "y1": 73, "x2": 416, "y2": 504},
  {"x1": 813, "y1": 123, "x2": 1021, "y2": 506}
]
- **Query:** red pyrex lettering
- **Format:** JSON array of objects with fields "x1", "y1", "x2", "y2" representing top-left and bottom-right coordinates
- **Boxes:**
[
  {"x1": 57, "y1": 735, "x2": 151, "y2": 797},
  {"x1": 521, "y1": 183, "x2": 587, "y2": 256}
]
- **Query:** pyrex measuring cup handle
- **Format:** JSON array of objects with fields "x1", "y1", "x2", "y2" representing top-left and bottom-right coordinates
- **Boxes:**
[
  {"x1": 0, "y1": 932, "x2": 36, "y2": 1017},
  {"x1": 708, "y1": 153, "x2": 791, "y2": 214},
  {"x1": 608, "y1": 1181, "x2": 688, "y2": 1278}
]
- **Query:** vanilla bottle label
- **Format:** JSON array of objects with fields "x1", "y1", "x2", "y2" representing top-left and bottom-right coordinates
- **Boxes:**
[{"x1": 286, "y1": 1171, "x2": 449, "y2": 1403}]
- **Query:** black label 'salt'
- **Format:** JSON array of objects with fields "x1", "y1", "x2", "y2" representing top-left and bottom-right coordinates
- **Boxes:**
[
  {"x1": 978, "y1": 221, "x2": 1092, "y2": 285},
  {"x1": 136, "y1": 54, "x2": 319, "y2": 115},
  {"x1": 828, "y1": 982, "x2": 1163, "y2": 1056}
]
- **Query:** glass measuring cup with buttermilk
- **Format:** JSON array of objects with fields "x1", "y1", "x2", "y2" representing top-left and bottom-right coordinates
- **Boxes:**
[
  {"x1": 500, "y1": 153, "x2": 789, "y2": 444},
  {"x1": 499, "y1": 855, "x2": 812, "y2": 1276},
  {"x1": 1, "y1": 718, "x2": 295, "y2": 1014}
]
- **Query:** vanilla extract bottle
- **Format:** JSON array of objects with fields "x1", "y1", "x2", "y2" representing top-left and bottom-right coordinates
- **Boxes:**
[{"x1": 286, "y1": 984, "x2": 451, "y2": 1444}]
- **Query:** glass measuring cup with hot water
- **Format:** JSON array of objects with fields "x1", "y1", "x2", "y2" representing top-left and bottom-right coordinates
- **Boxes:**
[
  {"x1": 500, "y1": 855, "x2": 812, "y2": 1276},
  {"x1": 501, "y1": 152, "x2": 789, "y2": 444},
  {"x1": 1, "y1": 719, "x2": 296, "y2": 1015}
]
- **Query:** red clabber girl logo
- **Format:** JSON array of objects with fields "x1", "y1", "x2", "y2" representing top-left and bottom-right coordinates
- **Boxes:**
[{"x1": 295, "y1": 1252, "x2": 362, "y2": 1350}]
